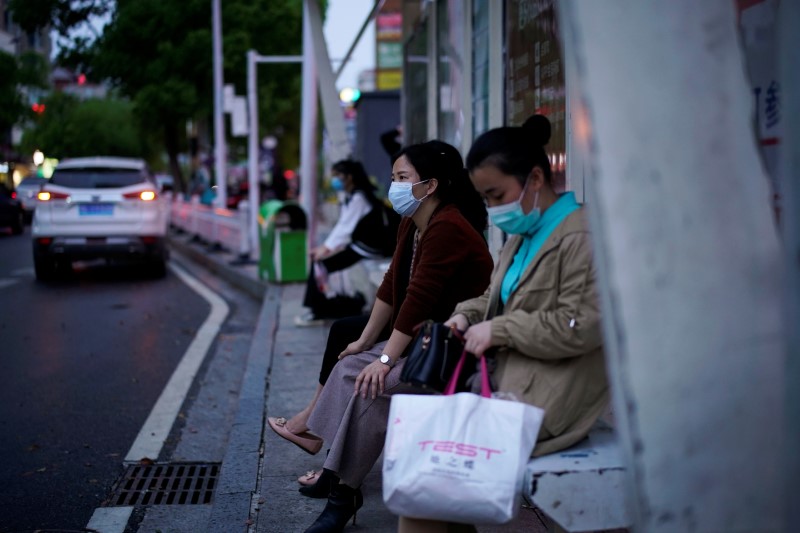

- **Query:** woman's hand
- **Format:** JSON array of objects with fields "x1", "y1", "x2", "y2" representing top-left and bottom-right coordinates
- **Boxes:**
[
  {"x1": 463, "y1": 320, "x2": 494, "y2": 358},
  {"x1": 354, "y1": 359, "x2": 392, "y2": 399},
  {"x1": 444, "y1": 314, "x2": 469, "y2": 332},
  {"x1": 338, "y1": 337, "x2": 373, "y2": 360},
  {"x1": 310, "y1": 245, "x2": 331, "y2": 261}
]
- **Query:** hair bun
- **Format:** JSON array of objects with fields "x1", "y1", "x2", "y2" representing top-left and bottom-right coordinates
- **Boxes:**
[{"x1": 522, "y1": 114, "x2": 552, "y2": 146}]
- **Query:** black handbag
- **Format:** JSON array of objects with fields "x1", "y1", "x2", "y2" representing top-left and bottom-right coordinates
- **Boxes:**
[{"x1": 400, "y1": 320, "x2": 466, "y2": 392}]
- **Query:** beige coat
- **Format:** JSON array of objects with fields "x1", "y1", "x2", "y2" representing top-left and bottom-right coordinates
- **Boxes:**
[{"x1": 453, "y1": 208, "x2": 608, "y2": 456}]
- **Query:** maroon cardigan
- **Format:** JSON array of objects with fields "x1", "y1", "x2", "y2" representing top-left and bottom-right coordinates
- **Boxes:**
[{"x1": 375, "y1": 203, "x2": 493, "y2": 337}]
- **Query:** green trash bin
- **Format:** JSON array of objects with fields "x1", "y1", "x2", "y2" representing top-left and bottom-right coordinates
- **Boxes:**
[{"x1": 258, "y1": 200, "x2": 308, "y2": 282}]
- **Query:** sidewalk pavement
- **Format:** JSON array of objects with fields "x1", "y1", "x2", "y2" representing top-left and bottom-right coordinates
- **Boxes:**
[{"x1": 167, "y1": 230, "x2": 550, "y2": 533}]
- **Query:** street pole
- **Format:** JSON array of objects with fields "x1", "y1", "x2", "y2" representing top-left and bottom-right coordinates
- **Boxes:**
[
  {"x1": 300, "y1": 1, "x2": 319, "y2": 249},
  {"x1": 247, "y1": 50, "x2": 260, "y2": 262},
  {"x1": 247, "y1": 52, "x2": 304, "y2": 263},
  {"x1": 212, "y1": 0, "x2": 227, "y2": 209}
]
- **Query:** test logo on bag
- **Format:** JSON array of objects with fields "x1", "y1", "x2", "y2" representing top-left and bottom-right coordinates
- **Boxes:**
[{"x1": 418, "y1": 440, "x2": 504, "y2": 460}]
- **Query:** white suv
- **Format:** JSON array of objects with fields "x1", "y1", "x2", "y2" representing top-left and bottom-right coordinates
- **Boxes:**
[{"x1": 32, "y1": 157, "x2": 170, "y2": 280}]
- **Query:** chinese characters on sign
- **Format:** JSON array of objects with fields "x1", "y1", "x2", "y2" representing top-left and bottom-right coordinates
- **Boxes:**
[{"x1": 506, "y1": 0, "x2": 567, "y2": 192}]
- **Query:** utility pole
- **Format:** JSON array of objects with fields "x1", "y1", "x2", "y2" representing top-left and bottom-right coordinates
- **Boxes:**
[{"x1": 212, "y1": 0, "x2": 227, "y2": 209}]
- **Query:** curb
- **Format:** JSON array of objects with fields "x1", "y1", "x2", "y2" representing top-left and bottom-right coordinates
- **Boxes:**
[
  {"x1": 167, "y1": 234, "x2": 268, "y2": 301},
  {"x1": 166, "y1": 235, "x2": 276, "y2": 532},
  {"x1": 207, "y1": 285, "x2": 280, "y2": 532}
]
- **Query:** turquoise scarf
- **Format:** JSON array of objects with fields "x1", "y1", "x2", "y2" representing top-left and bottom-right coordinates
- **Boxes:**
[{"x1": 500, "y1": 192, "x2": 581, "y2": 304}]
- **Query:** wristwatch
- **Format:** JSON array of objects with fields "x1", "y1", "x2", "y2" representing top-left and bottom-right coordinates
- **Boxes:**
[{"x1": 379, "y1": 354, "x2": 395, "y2": 368}]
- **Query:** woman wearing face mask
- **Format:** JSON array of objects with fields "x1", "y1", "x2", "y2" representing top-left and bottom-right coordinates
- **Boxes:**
[
  {"x1": 268, "y1": 140, "x2": 493, "y2": 532},
  {"x1": 398, "y1": 116, "x2": 609, "y2": 532},
  {"x1": 295, "y1": 159, "x2": 397, "y2": 326}
]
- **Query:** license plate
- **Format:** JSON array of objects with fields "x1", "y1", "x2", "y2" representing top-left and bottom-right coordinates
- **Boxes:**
[{"x1": 79, "y1": 203, "x2": 114, "y2": 216}]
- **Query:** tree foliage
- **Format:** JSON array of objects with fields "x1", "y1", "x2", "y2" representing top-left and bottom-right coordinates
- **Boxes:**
[
  {"x1": 20, "y1": 93, "x2": 145, "y2": 160},
  {"x1": 8, "y1": 0, "x2": 112, "y2": 37},
  {"x1": 10, "y1": 0, "x2": 315, "y2": 183},
  {"x1": 0, "y1": 52, "x2": 26, "y2": 133}
]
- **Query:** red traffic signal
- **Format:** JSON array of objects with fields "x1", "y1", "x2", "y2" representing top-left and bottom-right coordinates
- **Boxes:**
[{"x1": 31, "y1": 103, "x2": 46, "y2": 114}]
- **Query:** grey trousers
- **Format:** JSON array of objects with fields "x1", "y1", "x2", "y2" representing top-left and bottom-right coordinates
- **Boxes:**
[{"x1": 306, "y1": 340, "x2": 418, "y2": 488}]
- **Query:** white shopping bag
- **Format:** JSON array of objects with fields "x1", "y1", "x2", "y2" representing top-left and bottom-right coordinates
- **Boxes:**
[{"x1": 382, "y1": 354, "x2": 544, "y2": 524}]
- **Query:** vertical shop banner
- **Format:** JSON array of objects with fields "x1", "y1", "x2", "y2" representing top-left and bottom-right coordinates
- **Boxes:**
[
  {"x1": 377, "y1": 10, "x2": 403, "y2": 90},
  {"x1": 506, "y1": 0, "x2": 566, "y2": 192}
]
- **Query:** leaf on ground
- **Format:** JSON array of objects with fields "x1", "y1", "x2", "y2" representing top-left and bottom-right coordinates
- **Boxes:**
[{"x1": 139, "y1": 457, "x2": 155, "y2": 465}]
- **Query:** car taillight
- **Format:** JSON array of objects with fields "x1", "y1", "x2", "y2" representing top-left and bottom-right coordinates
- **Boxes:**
[
  {"x1": 38, "y1": 190, "x2": 70, "y2": 201},
  {"x1": 123, "y1": 190, "x2": 157, "y2": 201},
  {"x1": 11, "y1": 191, "x2": 16, "y2": 199},
  {"x1": 36, "y1": 237, "x2": 53, "y2": 245}
]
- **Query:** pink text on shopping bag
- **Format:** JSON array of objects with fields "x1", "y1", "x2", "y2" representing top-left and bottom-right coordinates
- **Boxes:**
[{"x1": 417, "y1": 440, "x2": 504, "y2": 460}]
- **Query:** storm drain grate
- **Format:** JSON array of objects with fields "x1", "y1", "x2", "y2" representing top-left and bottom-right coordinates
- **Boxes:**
[{"x1": 107, "y1": 462, "x2": 220, "y2": 506}]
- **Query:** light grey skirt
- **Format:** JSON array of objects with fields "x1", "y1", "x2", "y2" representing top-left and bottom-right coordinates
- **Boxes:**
[{"x1": 306, "y1": 340, "x2": 419, "y2": 488}]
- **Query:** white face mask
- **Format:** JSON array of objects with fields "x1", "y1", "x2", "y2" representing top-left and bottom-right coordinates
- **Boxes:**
[{"x1": 388, "y1": 180, "x2": 430, "y2": 217}]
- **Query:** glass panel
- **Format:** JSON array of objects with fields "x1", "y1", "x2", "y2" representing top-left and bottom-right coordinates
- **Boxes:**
[
  {"x1": 437, "y1": 0, "x2": 465, "y2": 147},
  {"x1": 51, "y1": 169, "x2": 147, "y2": 189},
  {"x1": 404, "y1": 18, "x2": 429, "y2": 145},
  {"x1": 471, "y1": 0, "x2": 490, "y2": 138},
  {"x1": 506, "y1": 0, "x2": 567, "y2": 192}
]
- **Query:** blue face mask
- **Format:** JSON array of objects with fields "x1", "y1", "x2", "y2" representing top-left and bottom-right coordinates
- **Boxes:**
[
  {"x1": 331, "y1": 176, "x2": 345, "y2": 192},
  {"x1": 388, "y1": 180, "x2": 430, "y2": 217},
  {"x1": 487, "y1": 182, "x2": 540, "y2": 235}
]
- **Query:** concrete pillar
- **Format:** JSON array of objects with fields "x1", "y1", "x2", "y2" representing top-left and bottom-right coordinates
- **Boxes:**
[{"x1": 557, "y1": 1, "x2": 786, "y2": 530}]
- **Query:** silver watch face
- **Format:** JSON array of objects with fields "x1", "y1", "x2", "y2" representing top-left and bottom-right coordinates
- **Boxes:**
[{"x1": 380, "y1": 354, "x2": 391, "y2": 365}]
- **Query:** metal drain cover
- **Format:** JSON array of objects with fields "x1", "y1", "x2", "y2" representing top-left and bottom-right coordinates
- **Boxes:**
[{"x1": 107, "y1": 462, "x2": 220, "y2": 506}]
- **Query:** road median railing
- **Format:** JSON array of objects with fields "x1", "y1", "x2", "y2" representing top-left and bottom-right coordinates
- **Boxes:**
[{"x1": 170, "y1": 195, "x2": 251, "y2": 259}]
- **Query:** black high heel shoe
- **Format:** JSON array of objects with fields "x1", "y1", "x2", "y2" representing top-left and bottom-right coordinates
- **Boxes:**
[
  {"x1": 298, "y1": 468, "x2": 339, "y2": 499},
  {"x1": 303, "y1": 484, "x2": 364, "y2": 533}
]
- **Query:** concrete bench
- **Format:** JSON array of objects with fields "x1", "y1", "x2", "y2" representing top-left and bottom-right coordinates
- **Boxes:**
[{"x1": 526, "y1": 423, "x2": 632, "y2": 532}]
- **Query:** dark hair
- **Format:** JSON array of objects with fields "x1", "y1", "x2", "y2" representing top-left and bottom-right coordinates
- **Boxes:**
[
  {"x1": 466, "y1": 114, "x2": 553, "y2": 185},
  {"x1": 392, "y1": 140, "x2": 487, "y2": 234},
  {"x1": 331, "y1": 159, "x2": 378, "y2": 204}
]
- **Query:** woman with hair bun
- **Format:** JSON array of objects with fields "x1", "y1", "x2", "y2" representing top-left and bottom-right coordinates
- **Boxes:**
[{"x1": 398, "y1": 115, "x2": 609, "y2": 532}]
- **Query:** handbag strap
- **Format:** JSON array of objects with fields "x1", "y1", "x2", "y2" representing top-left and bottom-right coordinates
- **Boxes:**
[{"x1": 444, "y1": 350, "x2": 491, "y2": 398}]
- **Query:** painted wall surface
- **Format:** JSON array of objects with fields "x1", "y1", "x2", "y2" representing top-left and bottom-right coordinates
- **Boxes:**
[{"x1": 558, "y1": 1, "x2": 786, "y2": 530}]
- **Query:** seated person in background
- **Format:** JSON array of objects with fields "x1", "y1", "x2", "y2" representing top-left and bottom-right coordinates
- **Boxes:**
[
  {"x1": 269, "y1": 140, "x2": 494, "y2": 533},
  {"x1": 295, "y1": 159, "x2": 397, "y2": 326},
  {"x1": 398, "y1": 115, "x2": 609, "y2": 533}
]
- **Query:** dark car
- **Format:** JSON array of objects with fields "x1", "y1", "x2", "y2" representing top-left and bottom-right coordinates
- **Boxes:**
[{"x1": 0, "y1": 184, "x2": 24, "y2": 235}]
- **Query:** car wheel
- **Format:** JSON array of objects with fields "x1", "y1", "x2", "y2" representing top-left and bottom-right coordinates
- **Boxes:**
[
  {"x1": 149, "y1": 257, "x2": 167, "y2": 279},
  {"x1": 34, "y1": 254, "x2": 56, "y2": 281},
  {"x1": 11, "y1": 211, "x2": 24, "y2": 235}
]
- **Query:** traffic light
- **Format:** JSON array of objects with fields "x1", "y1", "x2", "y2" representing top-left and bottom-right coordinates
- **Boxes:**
[
  {"x1": 31, "y1": 103, "x2": 46, "y2": 115},
  {"x1": 339, "y1": 87, "x2": 361, "y2": 104}
]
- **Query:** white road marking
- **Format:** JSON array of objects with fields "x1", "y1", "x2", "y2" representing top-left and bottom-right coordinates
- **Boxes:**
[
  {"x1": 124, "y1": 261, "x2": 230, "y2": 462},
  {"x1": 0, "y1": 279, "x2": 18, "y2": 289},
  {"x1": 86, "y1": 506, "x2": 133, "y2": 533},
  {"x1": 10, "y1": 267, "x2": 34, "y2": 277}
]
